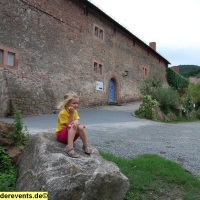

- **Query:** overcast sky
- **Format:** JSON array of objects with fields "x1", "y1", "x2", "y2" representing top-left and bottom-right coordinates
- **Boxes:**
[{"x1": 90, "y1": 0, "x2": 200, "y2": 67}]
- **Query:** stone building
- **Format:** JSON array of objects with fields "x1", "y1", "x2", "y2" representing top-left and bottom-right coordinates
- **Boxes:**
[{"x1": 0, "y1": 0, "x2": 170, "y2": 116}]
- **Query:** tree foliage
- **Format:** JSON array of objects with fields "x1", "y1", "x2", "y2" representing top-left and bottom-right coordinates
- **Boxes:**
[
  {"x1": 188, "y1": 83, "x2": 200, "y2": 109},
  {"x1": 135, "y1": 95, "x2": 159, "y2": 120},
  {"x1": 182, "y1": 92, "x2": 194, "y2": 114},
  {"x1": 8, "y1": 105, "x2": 30, "y2": 146},
  {"x1": 178, "y1": 65, "x2": 200, "y2": 74},
  {"x1": 151, "y1": 87, "x2": 180, "y2": 113},
  {"x1": 166, "y1": 68, "x2": 189, "y2": 89},
  {"x1": 176, "y1": 65, "x2": 200, "y2": 78},
  {"x1": 138, "y1": 72, "x2": 163, "y2": 96}
]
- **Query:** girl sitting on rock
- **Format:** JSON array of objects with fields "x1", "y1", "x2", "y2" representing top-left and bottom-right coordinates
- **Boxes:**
[{"x1": 55, "y1": 91, "x2": 92, "y2": 158}]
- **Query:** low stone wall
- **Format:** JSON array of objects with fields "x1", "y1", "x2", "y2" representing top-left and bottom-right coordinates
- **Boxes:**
[
  {"x1": 189, "y1": 76, "x2": 200, "y2": 84},
  {"x1": 0, "y1": 69, "x2": 9, "y2": 117}
]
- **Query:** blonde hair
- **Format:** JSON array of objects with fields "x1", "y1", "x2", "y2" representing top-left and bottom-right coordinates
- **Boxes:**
[{"x1": 57, "y1": 91, "x2": 79, "y2": 110}]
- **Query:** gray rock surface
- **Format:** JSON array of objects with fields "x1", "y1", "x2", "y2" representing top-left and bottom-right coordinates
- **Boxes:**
[{"x1": 16, "y1": 132, "x2": 129, "y2": 200}]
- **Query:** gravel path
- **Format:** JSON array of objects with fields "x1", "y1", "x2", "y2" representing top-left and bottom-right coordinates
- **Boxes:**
[
  {"x1": 1, "y1": 102, "x2": 200, "y2": 179},
  {"x1": 86, "y1": 119, "x2": 200, "y2": 180}
]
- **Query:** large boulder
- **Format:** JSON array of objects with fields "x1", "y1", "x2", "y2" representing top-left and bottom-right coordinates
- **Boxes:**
[{"x1": 16, "y1": 132, "x2": 129, "y2": 200}]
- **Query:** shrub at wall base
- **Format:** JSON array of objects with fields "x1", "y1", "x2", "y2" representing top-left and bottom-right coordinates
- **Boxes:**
[{"x1": 135, "y1": 95, "x2": 159, "y2": 120}]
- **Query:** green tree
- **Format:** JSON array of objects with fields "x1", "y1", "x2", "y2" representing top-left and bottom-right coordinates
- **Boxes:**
[
  {"x1": 138, "y1": 72, "x2": 163, "y2": 96},
  {"x1": 8, "y1": 105, "x2": 30, "y2": 146},
  {"x1": 151, "y1": 87, "x2": 180, "y2": 114},
  {"x1": 188, "y1": 83, "x2": 200, "y2": 109},
  {"x1": 182, "y1": 92, "x2": 194, "y2": 114}
]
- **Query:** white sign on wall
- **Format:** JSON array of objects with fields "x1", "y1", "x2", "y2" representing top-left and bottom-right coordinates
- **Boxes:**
[{"x1": 96, "y1": 81, "x2": 103, "y2": 91}]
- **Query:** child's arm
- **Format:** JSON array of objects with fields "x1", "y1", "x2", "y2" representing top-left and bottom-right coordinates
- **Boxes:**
[
  {"x1": 67, "y1": 107, "x2": 79, "y2": 129},
  {"x1": 70, "y1": 120, "x2": 79, "y2": 130},
  {"x1": 66, "y1": 107, "x2": 75, "y2": 126},
  {"x1": 67, "y1": 113, "x2": 74, "y2": 126}
]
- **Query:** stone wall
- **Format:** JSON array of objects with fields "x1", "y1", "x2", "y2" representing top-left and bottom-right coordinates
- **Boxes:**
[
  {"x1": 0, "y1": 68, "x2": 9, "y2": 117},
  {"x1": 0, "y1": 0, "x2": 169, "y2": 116},
  {"x1": 189, "y1": 76, "x2": 200, "y2": 84}
]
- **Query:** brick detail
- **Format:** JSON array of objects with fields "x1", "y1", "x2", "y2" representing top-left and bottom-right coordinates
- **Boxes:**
[
  {"x1": 171, "y1": 66, "x2": 179, "y2": 73},
  {"x1": 149, "y1": 42, "x2": 156, "y2": 51}
]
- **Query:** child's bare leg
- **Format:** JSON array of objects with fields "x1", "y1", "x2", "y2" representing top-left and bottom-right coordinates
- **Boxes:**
[
  {"x1": 66, "y1": 128, "x2": 79, "y2": 157},
  {"x1": 67, "y1": 128, "x2": 76, "y2": 148},
  {"x1": 77, "y1": 126, "x2": 88, "y2": 145},
  {"x1": 77, "y1": 125, "x2": 92, "y2": 154}
]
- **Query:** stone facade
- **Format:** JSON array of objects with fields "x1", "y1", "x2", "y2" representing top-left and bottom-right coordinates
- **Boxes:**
[
  {"x1": 189, "y1": 77, "x2": 200, "y2": 84},
  {"x1": 0, "y1": 0, "x2": 170, "y2": 116},
  {"x1": 0, "y1": 68, "x2": 9, "y2": 117}
]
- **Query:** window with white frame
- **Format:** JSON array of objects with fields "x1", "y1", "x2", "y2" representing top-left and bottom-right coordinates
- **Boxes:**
[
  {"x1": 0, "y1": 45, "x2": 18, "y2": 70},
  {"x1": 7, "y1": 52, "x2": 15, "y2": 67}
]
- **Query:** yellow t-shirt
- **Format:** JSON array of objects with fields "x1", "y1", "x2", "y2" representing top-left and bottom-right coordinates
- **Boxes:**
[{"x1": 55, "y1": 109, "x2": 80, "y2": 134}]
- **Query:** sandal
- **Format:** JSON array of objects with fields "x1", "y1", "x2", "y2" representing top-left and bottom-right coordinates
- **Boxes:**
[
  {"x1": 82, "y1": 144, "x2": 92, "y2": 154},
  {"x1": 65, "y1": 146, "x2": 79, "y2": 158}
]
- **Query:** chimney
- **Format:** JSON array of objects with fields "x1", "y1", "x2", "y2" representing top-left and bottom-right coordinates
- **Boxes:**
[
  {"x1": 171, "y1": 66, "x2": 179, "y2": 74},
  {"x1": 149, "y1": 42, "x2": 156, "y2": 51}
]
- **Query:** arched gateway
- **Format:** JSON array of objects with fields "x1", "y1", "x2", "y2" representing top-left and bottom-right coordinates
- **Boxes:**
[{"x1": 108, "y1": 75, "x2": 120, "y2": 103}]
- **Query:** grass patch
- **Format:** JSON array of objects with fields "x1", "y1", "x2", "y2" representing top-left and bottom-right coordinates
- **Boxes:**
[
  {"x1": 134, "y1": 110, "x2": 200, "y2": 124},
  {"x1": 0, "y1": 146, "x2": 17, "y2": 191},
  {"x1": 100, "y1": 152, "x2": 200, "y2": 200},
  {"x1": 164, "y1": 116, "x2": 200, "y2": 124}
]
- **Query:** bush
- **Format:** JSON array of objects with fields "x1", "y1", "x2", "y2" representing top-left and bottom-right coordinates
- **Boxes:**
[
  {"x1": 196, "y1": 108, "x2": 200, "y2": 119},
  {"x1": 0, "y1": 146, "x2": 17, "y2": 191},
  {"x1": 151, "y1": 87, "x2": 180, "y2": 114},
  {"x1": 188, "y1": 83, "x2": 200, "y2": 109},
  {"x1": 177, "y1": 88, "x2": 188, "y2": 98},
  {"x1": 182, "y1": 92, "x2": 194, "y2": 115},
  {"x1": 138, "y1": 72, "x2": 163, "y2": 96},
  {"x1": 8, "y1": 105, "x2": 30, "y2": 146},
  {"x1": 166, "y1": 68, "x2": 189, "y2": 89},
  {"x1": 135, "y1": 95, "x2": 159, "y2": 120}
]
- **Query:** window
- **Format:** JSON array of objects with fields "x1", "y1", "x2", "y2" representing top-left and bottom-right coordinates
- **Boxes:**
[
  {"x1": 144, "y1": 68, "x2": 147, "y2": 76},
  {"x1": 84, "y1": 6, "x2": 88, "y2": 16},
  {"x1": 98, "y1": 64, "x2": 102, "y2": 74},
  {"x1": 94, "y1": 62, "x2": 97, "y2": 72},
  {"x1": 94, "y1": 26, "x2": 98, "y2": 37},
  {"x1": 0, "y1": 50, "x2": 3, "y2": 64},
  {"x1": 93, "y1": 60, "x2": 103, "y2": 76},
  {"x1": 142, "y1": 67, "x2": 148, "y2": 77},
  {"x1": 93, "y1": 24, "x2": 104, "y2": 41},
  {"x1": 99, "y1": 29, "x2": 103, "y2": 39},
  {"x1": 0, "y1": 45, "x2": 18, "y2": 70},
  {"x1": 7, "y1": 52, "x2": 15, "y2": 66}
]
